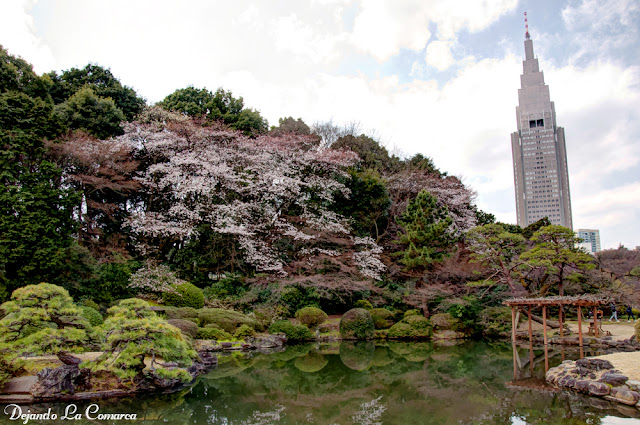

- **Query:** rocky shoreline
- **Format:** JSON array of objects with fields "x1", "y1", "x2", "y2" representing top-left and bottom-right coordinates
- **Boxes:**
[
  {"x1": 0, "y1": 335, "x2": 287, "y2": 404},
  {"x1": 546, "y1": 357, "x2": 640, "y2": 409}
]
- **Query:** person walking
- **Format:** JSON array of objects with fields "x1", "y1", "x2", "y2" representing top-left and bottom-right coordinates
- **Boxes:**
[
  {"x1": 610, "y1": 303, "x2": 619, "y2": 322},
  {"x1": 626, "y1": 305, "x2": 636, "y2": 322}
]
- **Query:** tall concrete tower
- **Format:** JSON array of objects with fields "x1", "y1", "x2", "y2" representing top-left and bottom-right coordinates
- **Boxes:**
[{"x1": 511, "y1": 15, "x2": 573, "y2": 229}]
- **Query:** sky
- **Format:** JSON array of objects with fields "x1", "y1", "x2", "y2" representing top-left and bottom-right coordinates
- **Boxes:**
[{"x1": 1, "y1": 0, "x2": 639, "y2": 250}]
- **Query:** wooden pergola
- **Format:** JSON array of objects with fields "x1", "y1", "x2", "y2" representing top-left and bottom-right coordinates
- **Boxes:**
[{"x1": 503, "y1": 295, "x2": 605, "y2": 348}]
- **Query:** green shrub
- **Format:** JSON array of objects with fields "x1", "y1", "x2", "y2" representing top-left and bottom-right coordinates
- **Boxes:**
[
  {"x1": 403, "y1": 309, "x2": 420, "y2": 318},
  {"x1": 196, "y1": 327, "x2": 232, "y2": 341},
  {"x1": 81, "y1": 299, "x2": 101, "y2": 311},
  {"x1": 280, "y1": 285, "x2": 320, "y2": 316},
  {"x1": 234, "y1": 324, "x2": 255, "y2": 339},
  {"x1": 162, "y1": 282, "x2": 204, "y2": 309},
  {"x1": 354, "y1": 300, "x2": 373, "y2": 310},
  {"x1": 635, "y1": 320, "x2": 640, "y2": 340},
  {"x1": 430, "y1": 313, "x2": 455, "y2": 330},
  {"x1": 269, "y1": 320, "x2": 314, "y2": 341},
  {"x1": 203, "y1": 274, "x2": 247, "y2": 300},
  {"x1": 404, "y1": 315, "x2": 431, "y2": 330},
  {"x1": 164, "y1": 306, "x2": 199, "y2": 320},
  {"x1": 167, "y1": 319, "x2": 199, "y2": 339},
  {"x1": 339, "y1": 308, "x2": 374, "y2": 340},
  {"x1": 387, "y1": 322, "x2": 431, "y2": 339},
  {"x1": 295, "y1": 307, "x2": 328, "y2": 329},
  {"x1": 370, "y1": 308, "x2": 395, "y2": 329},
  {"x1": 79, "y1": 306, "x2": 103, "y2": 326},
  {"x1": 479, "y1": 307, "x2": 513, "y2": 338},
  {"x1": 198, "y1": 308, "x2": 257, "y2": 333}
]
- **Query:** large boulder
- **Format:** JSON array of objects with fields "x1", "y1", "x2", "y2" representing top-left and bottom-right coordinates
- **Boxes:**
[
  {"x1": 339, "y1": 308, "x2": 374, "y2": 340},
  {"x1": 31, "y1": 366, "x2": 91, "y2": 399}
]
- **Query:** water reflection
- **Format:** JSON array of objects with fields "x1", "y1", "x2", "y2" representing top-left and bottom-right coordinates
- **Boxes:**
[{"x1": 2, "y1": 341, "x2": 639, "y2": 425}]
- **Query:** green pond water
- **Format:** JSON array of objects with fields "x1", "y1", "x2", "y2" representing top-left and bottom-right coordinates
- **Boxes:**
[{"x1": 3, "y1": 341, "x2": 640, "y2": 424}]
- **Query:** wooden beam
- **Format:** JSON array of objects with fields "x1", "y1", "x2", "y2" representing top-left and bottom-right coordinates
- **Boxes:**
[
  {"x1": 559, "y1": 305, "x2": 563, "y2": 337},
  {"x1": 542, "y1": 306, "x2": 548, "y2": 346},
  {"x1": 528, "y1": 306, "x2": 533, "y2": 343},
  {"x1": 593, "y1": 306, "x2": 599, "y2": 338},
  {"x1": 511, "y1": 306, "x2": 516, "y2": 342}
]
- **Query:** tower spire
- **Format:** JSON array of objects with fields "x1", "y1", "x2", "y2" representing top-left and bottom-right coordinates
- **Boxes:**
[{"x1": 524, "y1": 12, "x2": 530, "y2": 40}]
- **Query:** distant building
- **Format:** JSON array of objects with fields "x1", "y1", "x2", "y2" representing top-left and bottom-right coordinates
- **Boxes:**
[
  {"x1": 510, "y1": 27, "x2": 573, "y2": 228},
  {"x1": 576, "y1": 229, "x2": 601, "y2": 254}
]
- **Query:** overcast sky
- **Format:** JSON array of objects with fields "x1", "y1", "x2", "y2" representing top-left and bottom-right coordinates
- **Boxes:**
[{"x1": 1, "y1": 0, "x2": 639, "y2": 249}]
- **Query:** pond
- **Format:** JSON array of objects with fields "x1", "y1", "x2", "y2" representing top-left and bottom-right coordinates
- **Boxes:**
[{"x1": 3, "y1": 341, "x2": 640, "y2": 424}]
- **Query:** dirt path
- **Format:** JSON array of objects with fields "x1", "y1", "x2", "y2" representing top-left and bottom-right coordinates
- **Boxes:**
[
  {"x1": 593, "y1": 351, "x2": 640, "y2": 381},
  {"x1": 517, "y1": 319, "x2": 637, "y2": 341}
]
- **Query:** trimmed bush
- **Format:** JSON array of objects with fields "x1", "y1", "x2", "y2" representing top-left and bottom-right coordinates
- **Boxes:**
[
  {"x1": 479, "y1": 307, "x2": 513, "y2": 338},
  {"x1": 370, "y1": 308, "x2": 395, "y2": 329},
  {"x1": 403, "y1": 309, "x2": 420, "y2": 319},
  {"x1": 404, "y1": 315, "x2": 430, "y2": 330},
  {"x1": 339, "y1": 308, "x2": 374, "y2": 340},
  {"x1": 81, "y1": 299, "x2": 101, "y2": 311},
  {"x1": 196, "y1": 327, "x2": 232, "y2": 341},
  {"x1": 79, "y1": 306, "x2": 103, "y2": 326},
  {"x1": 430, "y1": 313, "x2": 454, "y2": 329},
  {"x1": 162, "y1": 282, "x2": 204, "y2": 309},
  {"x1": 167, "y1": 319, "x2": 199, "y2": 339},
  {"x1": 295, "y1": 307, "x2": 328, "y2": 329},
  {"x1": 387, "y1": 322, "x2": 430, "y2": 339},
  {"x1": 164, "y1": 306, "x2": 199, "y2": 320},
  {"x1": 197, "y1": 308, "x2": 257, "y2": 333},
  {"x1": 354, "y1": 300, "x2": 373, "y2": 310},
  {"x1": 269, "y1": 320, "x2": 314, "y2": 341},
  {"x1": 234, "y1": 324, "x2": 255, "y2": 339}
]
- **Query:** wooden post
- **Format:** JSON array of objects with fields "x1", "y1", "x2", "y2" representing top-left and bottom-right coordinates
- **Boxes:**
[
  {"x1": 511, "y1": 306, "x2": 516, "y2": 342},
  {"x1": 559, "y1": 304, "x2": 564, "y2": 337},
  {"x1": 528, "y1": 306, "x2": 533, "y2": 343},
  {"x1": 512, "y1": 343, "x2": 518, "y2": 380},
  {"x1": 544, "y1": 342, "x2": 549, "y2": 372},
  {"x1": 593, "y1": 306, "x2": 599, "y2": 338},
  {"x1": 577, "y1": 306, "x2": 583, "y2": 348},
  {"x1": 542, "y1": 306, "x2": 548, "y2": 346}
]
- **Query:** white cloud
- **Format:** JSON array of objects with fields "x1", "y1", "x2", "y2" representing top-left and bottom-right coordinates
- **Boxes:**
[{"x1": 425, "y1": 40, "x2": 455, "y2": 71}]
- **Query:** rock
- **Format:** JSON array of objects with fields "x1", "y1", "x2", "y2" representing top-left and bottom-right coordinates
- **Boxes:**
[
  {"x1": 600, "y1": 373, "x2": 629, "y2": 386},
  {"x1": 31, "y1": 366, "x2": 91, "y2": 398},
  {"x1": 221, "y1": 342, "x2": 233, "y2": 349},
  {"x1": 575, "y1": 358, "x2": 614, "y2": 371},
  {"x1": 616, "y1": 404, "x2": 639, "y2": 417},
  {"x1": 626, "y1": 380, "x2": 640, "y2": 391},
  {"x1": 1, "y1": 376, "x2": 38, "y2": 394},
  {"x1": 612, "y1": 389, "x2": 640, "y2": 405},
  {"x1": 589, "y1": 397, "x2": 612, "y2": 409},
  {"x1": 245, "y1": 334, "x2": 286, "y2": 349},
  {"x1": 57, "y1": 352, "x2": 82, "y2": 366},
  {"x1": 575, "y1": 380, "x2": 591, "y2": 393},
  {"x1": 589, "y1": 373, "x2": 596, "y2": 380},
  {"x1": 433, "y1": 330, "x2": 466, "y2": 340},
  {"x1": 588, "y1": 381, "x2": 611, "y2": 396}
]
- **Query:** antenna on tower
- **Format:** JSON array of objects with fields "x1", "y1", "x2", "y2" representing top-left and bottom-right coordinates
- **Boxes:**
[{"x1": 524, "y1": 12, "x2": 530, "y2": 40}]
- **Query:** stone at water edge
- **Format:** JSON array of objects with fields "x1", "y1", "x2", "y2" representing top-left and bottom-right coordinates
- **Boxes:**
[
  {"x1": 611, "y1": 388, "x2": 640, "y2": 406},
  {"x1": 599, "y1": 373, "x2": 629, "y2": 386},
  {"x1": 575, "y1": 380, "x2": 591, "y2": 393},
  {"x1": 588, "y1": 382, "x2": 611, "y2": 396}
]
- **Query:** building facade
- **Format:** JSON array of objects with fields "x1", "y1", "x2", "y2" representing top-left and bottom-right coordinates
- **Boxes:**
[
  {"x1": 511, "y1": 33, "x2": 573, "y2": 229},
  {"x1": 576, "y1": 229, "x2": 601, "y2": 254}
]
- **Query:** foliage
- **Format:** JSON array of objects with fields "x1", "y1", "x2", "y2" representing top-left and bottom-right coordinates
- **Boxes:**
[
  {"x1": 203, "y1": 274, "x2": 247, "y2": 300},
  {"x1": 87, "y1": 298, "x2": 196, "y2": 383},
  {"x1": 164, "y1": 306, "x2": 199, "y2": 320},
  {"x1": 0, "y1": 45, "x2": 51, "y2": 100},
  {"x1": 430, "y1": 313, "x2": 456, "y2": 330},
  {"x1": 0, "y1": 283, "x2": 93, "y2": 357},
  {"x1": 395, "y1": 190, "x2": 457, "y2": 269},
  {"x1": 354, "y1": 299, "x2": 373, "y2": 310},
  {"x1": 522, "y1": 217, "x2": 551, "y2": 240},
  {"x1": 167, "y1": 319, "x2": 199, "y2": 339},
  {"x1": 403, "y1": 315, "x2": 431, "y2": 330},
  {"x1": 197, "y1": 308, "x2": 257, "y2": 333},
  {"x1": 339, "y1": 308, "x2": 375, "y2": 340},
  {"x1": 635, "y1": 320, "x2": 640, "y2": 340},
  {"x1": 268, "y1": 320, "x2": 314, "y2": 341},
  {"x1": 294, "y1": 306, "x2": 328, "y2": 329},
  {"x1": 196, "y1": 326, "x2": 232, "y2": 341},
  {"x1": 466, "y1": 224, "x2": 527, "y2": 293},
  {"x1": 447, "y1": 297, "x2": 482, "y2": 335},
  {"x1": 404, "y1": 309, "x2": 420, "y2": 318},
  {"x1": 47, "y1": 63, "x2": 145, "y2": 120},
  {"x1": 280, "y1": 286, "x2": 321, "y2": 316},
  {"x1": 478, "y1": 307, "x2": 513, "y2": 338},
  {"x1": 387, "y1": 321, "x2": 431, "y2": 339},
  {"x1": 331, "y1": 134, "x2": 395, "y2": 173},
  {"x1": 370, "y1": 308, "x2": 395, "y2": 329},
  {"x1": 162, "y1": 282, "x2": 204, "y2": 309},
  {"x1": 79, "y1": 305, "x2": 103, "y2": 326},
  {"x1": 233, "y1": 324, "x2": 255, "y2": 339},
  {"x1": 54, "y1": 86, "x2": 125, "y2": 138},
  {"x1": 353, "y1": 237, "x2": 387, "y2": 280},
  {"x1": 271, "y1": 117, "x2": 311, "y2": 136},
  {"x1": 519, "y1": 225, "x2": 596, "y2": 296}
]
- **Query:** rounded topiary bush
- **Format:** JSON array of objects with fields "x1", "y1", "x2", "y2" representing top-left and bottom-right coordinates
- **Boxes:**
[
  {"x1": 403, "y1": 309, "x2": 420, "y2": 319},
  {"x1": 354, "y1": 300, "x2": 373, "y2": 310},
  {"x1": 388, "y1": 322, "x2": 430, "y2": 339},
  {"x1": 197, "y1": 327, "x2": 232, "y2": 341},
  {"x1": 295, "y1": 306, "x2": 328, "y2": 329},
  {"x1": 198, "y1": 308, "x2": 257, "y2": 333},
  {"x1": 404, "y1": 315, "x2": 431, "y2": 330},
  {"x1": 339, "y1": 308, "x2": 374, "y2": 340},
  {"x1": 167, "y1": 318, "x2": 199, "y2": 338},
  {"x1": 234, "y1": 324, "x2": 255, "y2": 339},
  {"x1": 164, "y1": 306, "x2": 199, "y2": 320},
  {"x1": 162, "y1": 282, "x2": 204, "y2": 309},
  {"x1": 79, "y1": 305, "x2": 103, "y2": 326},
  {"x1": 370, "y1": 308, "x2": 395, "y2": 329},
  {"x1": 269, "y1": 320, "x2": 314, "y2": 341}
]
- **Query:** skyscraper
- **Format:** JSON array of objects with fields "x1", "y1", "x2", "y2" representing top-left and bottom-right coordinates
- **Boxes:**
[
  {"x1": 511, "y1": 19, "x2": 573, "y2": 229},
  {"x1": 576, "y1": 229, "x2": 601, "y2": 254}
]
